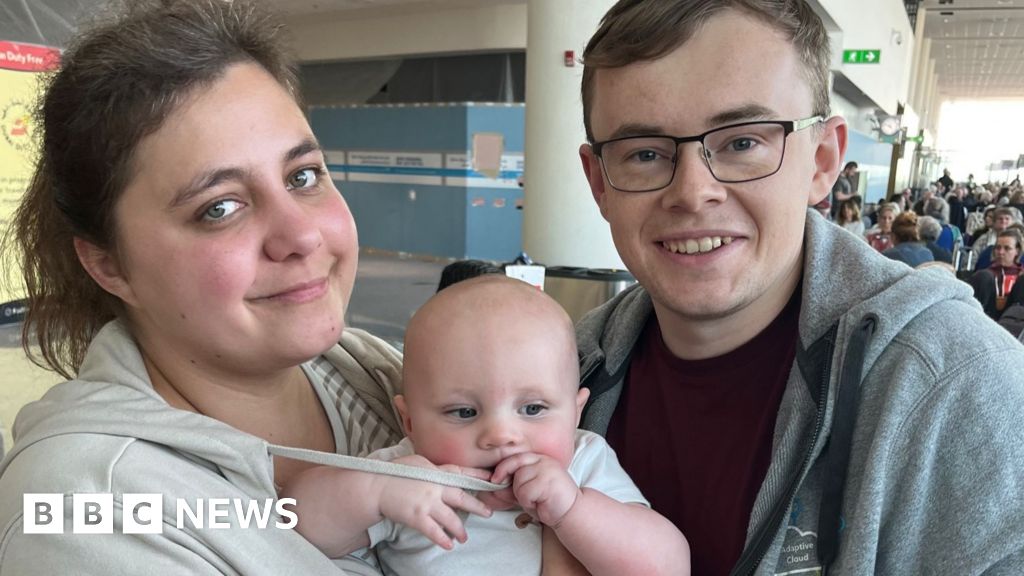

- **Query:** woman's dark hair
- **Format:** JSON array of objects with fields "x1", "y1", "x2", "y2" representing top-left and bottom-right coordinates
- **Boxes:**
[
  {"x1": 1, "y1": 0, "x2": 297, "y2": 378},
  {"x1": 836, "y1": 198, "x2": 861, "y2": 226}
]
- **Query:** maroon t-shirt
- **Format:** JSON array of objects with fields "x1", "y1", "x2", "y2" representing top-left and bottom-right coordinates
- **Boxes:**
[{"x1": 606, "y1": 294, "x2": 800, "y2": 576}]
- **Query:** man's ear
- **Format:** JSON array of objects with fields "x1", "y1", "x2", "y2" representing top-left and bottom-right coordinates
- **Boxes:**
[
  {"x1": 394, "y1": 394, "x2": 413, "y2": 435},
  {"x1": 580, "y1": 143, "x2": 611, "y2": 221},
  {"x1": 574, "y1": 387, "x2": 591, "y2": 426},
  {"x1": 73, "y1": 237, "x2": 138, "y2": 306},
  {"x1": 808, "y1": 116, "x2": 848, "y2": 206}
]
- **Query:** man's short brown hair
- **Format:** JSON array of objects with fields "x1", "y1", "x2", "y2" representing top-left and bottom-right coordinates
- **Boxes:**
[{"x1": 581, "y1": 0, "x2": 832, "y2": 141}]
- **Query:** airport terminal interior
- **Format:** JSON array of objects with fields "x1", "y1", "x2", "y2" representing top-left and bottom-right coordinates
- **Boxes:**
[
  {"x1": 5, "y1": 1, "x2": 1024, "y2": 574},
  {"x1": 2, "y1": 0, "x2": 1024, "y2": 448}
]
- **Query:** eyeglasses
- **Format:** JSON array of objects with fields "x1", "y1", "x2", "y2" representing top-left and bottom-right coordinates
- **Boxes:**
[{"x1": 591, "y1": 115, "x2": 824, "y2": 192}]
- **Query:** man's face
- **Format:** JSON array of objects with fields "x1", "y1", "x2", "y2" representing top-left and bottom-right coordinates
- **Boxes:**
[
  {"x1": 580, "y1": 11, "x2": 844, "y2": 336},
  {"x1": 995, "y1": 214, "x2": 1013, "y2": 232},
  {"x1": 992, "y1": 236, "x2": 1020, "y2": 268}
]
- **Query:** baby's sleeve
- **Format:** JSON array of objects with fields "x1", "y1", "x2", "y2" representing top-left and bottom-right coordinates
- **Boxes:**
[{"x1": 568, "y1": 429, "x2": 650, "y2": 507}]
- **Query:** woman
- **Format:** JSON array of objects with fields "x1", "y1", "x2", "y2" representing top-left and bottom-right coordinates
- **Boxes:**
[
  {"x1": 968, "y1": 230, "x2": 1024, "y2": 319},
  {"x1": 864, "y1": 202, "x2": 899, "y2": 252},
  {"x1": 835, "y1": 198, "x2": 864, "y2": 236},
  {"x1": 882, "y1": 212, "x2": 933, "y2": 268},
  {"x1": 0, "y1": 1, "x2": 428, "y2": 572}
]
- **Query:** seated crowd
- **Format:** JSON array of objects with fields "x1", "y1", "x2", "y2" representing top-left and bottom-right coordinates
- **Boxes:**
[{"x1": 829, "y1": 172, "x2": 1024, "y2": 339}]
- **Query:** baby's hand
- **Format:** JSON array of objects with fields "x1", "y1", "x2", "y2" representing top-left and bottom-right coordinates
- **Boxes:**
[
  {"x1": 490, "y1": 453, "x2": 580, "y2": 528},
  {"x1": 378, "y1": 455, "x2": 492, "y2": 549}
]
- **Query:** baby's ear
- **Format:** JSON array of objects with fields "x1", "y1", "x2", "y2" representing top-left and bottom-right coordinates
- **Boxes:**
[
  {"x1": 394, "y1": 394, "x2": 413, "y2": 435},
  {"x1": 574, "y1": 387, "x2": 591, "y2": 426}
]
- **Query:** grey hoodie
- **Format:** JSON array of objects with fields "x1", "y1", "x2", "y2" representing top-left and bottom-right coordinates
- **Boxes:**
[
  {"x1": 577, "y1": 210, "x2": 1024, "y2": 575},
  {"x1": 0, "y1": 320, "x2": 403, "y2": 575}
]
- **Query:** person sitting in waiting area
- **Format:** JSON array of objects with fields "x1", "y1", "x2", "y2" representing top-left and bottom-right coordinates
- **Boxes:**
[
  {"x1": 917, "y1": 216, "x2": 953, "y2": 264},
  {"x1": 864, "y1": 202, "x2": 898, "y2": 252},
  {"x1": 968, "y1": 229, "x2": 1024, "y2": 320},
  {"x1": 882, "y1": 212, "x2": 933, "y2": 268},
  {"x1": 834, "y1": 197, "x2": 864, "y2": 237},
  {"x1": 971, "y1": 206, "x2": 1016, "y2": 259}
]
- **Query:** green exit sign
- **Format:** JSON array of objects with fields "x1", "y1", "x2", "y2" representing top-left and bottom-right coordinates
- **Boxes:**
[{"x1": 843, "y1": 49, "x2": 881, "y2": 64}]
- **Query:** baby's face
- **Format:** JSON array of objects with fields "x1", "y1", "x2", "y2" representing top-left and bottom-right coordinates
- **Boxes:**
[{"x1": 398, "y1": 327, "x2": 586, "y2": 471}]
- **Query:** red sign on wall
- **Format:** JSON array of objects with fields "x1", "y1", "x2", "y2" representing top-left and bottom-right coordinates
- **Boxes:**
[{"x1": 0, "y1": 41, "x2": 61, "y2": 72}]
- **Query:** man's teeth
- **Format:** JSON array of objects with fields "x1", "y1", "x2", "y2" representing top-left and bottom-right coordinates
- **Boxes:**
[{"x1": 663, "y1": 236, "x2": 733, "y2": 255}]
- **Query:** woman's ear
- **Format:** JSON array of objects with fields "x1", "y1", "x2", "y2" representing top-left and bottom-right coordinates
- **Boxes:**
[{"x1": 73, "y1": 237, "x2": 137, "y2": 306}]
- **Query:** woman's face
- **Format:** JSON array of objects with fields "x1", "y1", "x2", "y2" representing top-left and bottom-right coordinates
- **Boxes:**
[
  {"x1": 841, "y1": 204, "x2": 854, "y2": 221},
  {"x1": 878, "y1": 210, "x2": 895, "y2": 233},
  {"x1": 104, "y1": 63, "x2": 358, "y2": 376},
  {"x1": 992, "y1": 236, "x2": 1020, "y2": 268}
]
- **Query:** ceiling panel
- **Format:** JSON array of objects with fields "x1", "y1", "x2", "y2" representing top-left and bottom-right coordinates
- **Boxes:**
[{"x1": 920, "y1": 0, "x2": 1024, "y2": 99}]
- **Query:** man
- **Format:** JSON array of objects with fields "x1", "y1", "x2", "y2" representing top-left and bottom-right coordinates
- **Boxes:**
[
  {"x1": 967, "y1": 229, "x2": 1023, "y2": 319},
  {"x1": 830, "y1": 161, "x2": 857, "y2": 219},
  {"x1": 575, "y1": 1, "x2": 1024, "y2": 575},
  {"x1": 938, "y1": 168, "x2": 955, "y2": 192},
  {"x1": 913, "y1": 184, "x2": 936, "y2": 216},
  {"x1": 947, "y1": 185, "x2": 969, "y2": 233}
]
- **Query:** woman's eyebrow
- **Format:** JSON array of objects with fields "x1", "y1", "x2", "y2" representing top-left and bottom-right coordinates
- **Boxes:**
[{"x1": 169, "y1": 138, "x2": 323, "y2": 209}]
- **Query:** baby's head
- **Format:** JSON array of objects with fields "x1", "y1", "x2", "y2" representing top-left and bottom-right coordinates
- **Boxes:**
[{"x1": 396, "y1": 275, "x2": 588, "y2": 471}]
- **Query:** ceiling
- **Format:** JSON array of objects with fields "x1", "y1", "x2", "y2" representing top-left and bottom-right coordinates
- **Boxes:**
[
  {"x1": 3, "y1": 0, "x2": 1022, "y2": 101},
  {"x1": 921, "y1": 0, "x2": 1024, "y2": 99}
]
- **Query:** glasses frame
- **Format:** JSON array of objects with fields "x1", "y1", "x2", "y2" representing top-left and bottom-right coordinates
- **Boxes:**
[{"x1": 591, "y1": 115, "x2": 824, "y2": 192}]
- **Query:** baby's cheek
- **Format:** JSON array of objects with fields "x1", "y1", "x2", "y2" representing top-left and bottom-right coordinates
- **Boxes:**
[
  {"x1": 423, "y1": 436, "x2": 476, "y2": 468},
  {"x1": 534, "y1": 434, "x2": 577, "y2": 469}
]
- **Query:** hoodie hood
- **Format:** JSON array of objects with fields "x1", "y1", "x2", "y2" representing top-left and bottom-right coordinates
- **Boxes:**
[
  {"x1": 797, "y1": 209, "x2": 979, "y2": 369},
  {"x1": 0, "y1": 320, "x2": 277, "y2": 497}
]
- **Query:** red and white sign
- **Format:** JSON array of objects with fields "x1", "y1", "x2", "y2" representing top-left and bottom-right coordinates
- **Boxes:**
[{"x1": 0, "y1": 41, "x2": 61, "y2": 72}]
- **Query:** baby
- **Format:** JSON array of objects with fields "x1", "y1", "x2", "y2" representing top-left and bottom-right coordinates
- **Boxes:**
[{"x1": 286, "y1": 276, "x2": 689, "y2": 575}]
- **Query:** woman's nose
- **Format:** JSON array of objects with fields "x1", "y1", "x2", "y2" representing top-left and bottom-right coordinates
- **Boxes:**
[{"x1": 263, "y1": 194, "x2": 322, "y2": 262}]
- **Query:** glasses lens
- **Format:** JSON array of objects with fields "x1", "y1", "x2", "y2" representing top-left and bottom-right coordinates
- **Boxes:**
[
  {"x1": 703, "y1": 123, "x2": 786, "y2": 182},
  {"x1": 600, "y1": 137, "x2": 677, "y2": 192}
]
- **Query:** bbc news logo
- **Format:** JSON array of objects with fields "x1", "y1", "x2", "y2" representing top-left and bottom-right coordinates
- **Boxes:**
[{"x1": 24, "y1": 494, "x2": 298, "y2": 534}]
